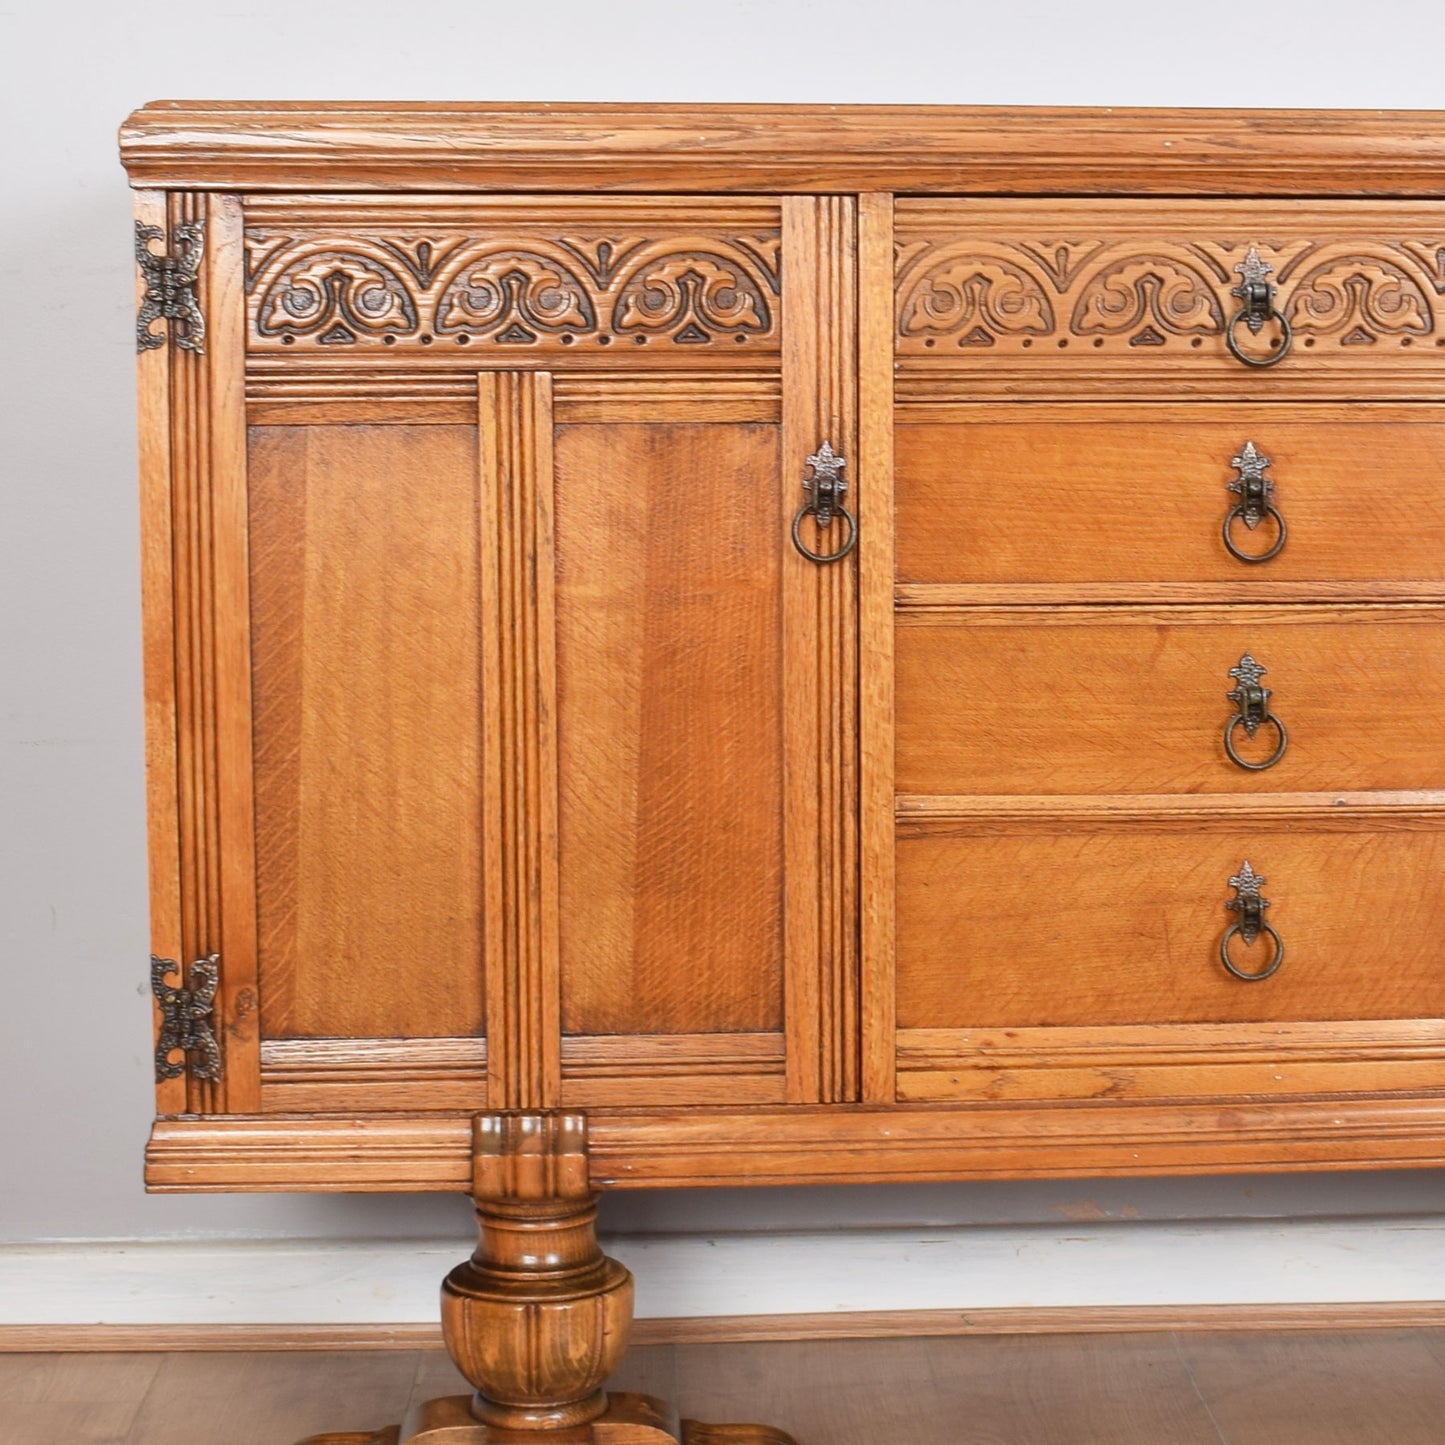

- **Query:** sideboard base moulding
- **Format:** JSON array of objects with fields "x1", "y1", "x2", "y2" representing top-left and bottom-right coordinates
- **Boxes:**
[{"x1": 120, "y1": 102, "x2": 1445, "y2": 1443}]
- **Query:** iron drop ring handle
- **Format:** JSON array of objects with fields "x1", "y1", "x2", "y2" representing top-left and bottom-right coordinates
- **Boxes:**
[
  {"x1": 1224, "y1": 711, "x2": 1288, "y2": 770},
  {"x1": 791, "y1": 501, "x2": 857, "y2": 563},
  {"x1": 1225, "y1": 305, "x2": 1292, "y2": 367},
  {"x1": 1222, "y1": 502, "x2": 1287, "y2": 563},
  {"x1": 1224, "y1": 654, "x2": 1288, "y2": 771},
  {"x1": 1220, "y1": 919, "x2": 1285, "y2": 981},
  {"x1": 1220, "y1": 860, "x2": 1284, "y2": 981},
  {"x1": 792, "y1": 440, "x2": 857, "y2": 564},
  {"x1": 1224, "y1": 246, "x2": 1292, "y2": 368}
]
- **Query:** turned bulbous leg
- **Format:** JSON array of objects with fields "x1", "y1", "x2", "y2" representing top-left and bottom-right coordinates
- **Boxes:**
[
  {"x1": 442, "y1": 1191, "x2": 632, "y2": 1430},
  {"x1": 294, "y1": 1112, "x2": 796, "y2": 1445}
]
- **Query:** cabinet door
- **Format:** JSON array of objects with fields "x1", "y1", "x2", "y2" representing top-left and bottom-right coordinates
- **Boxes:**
[{"x1": 141, "y1": 192, "x2": 860, "y2": 1120}]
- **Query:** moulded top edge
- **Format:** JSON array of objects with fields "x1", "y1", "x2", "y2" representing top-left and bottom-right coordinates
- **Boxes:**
[{"x1": 118, "y1": 102, "x2": 1445, "y2": 197}]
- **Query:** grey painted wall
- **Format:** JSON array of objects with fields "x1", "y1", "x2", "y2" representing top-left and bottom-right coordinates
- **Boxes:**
[{"x1": 3, "y1": 0, "x2": 1444, "y2": 1250}]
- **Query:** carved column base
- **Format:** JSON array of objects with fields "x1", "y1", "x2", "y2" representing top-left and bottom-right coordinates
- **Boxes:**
[
  {"x1": 298, "y1": 1391, "x2": 797, "y2": 1444},
  {"x1": 292, "y1": 1115, "x2": 795, "y2": 1445}
]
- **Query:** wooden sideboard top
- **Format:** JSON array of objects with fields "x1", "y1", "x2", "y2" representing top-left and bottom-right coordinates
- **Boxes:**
[{"x1": 118, "y1": 102, "x2": 1445, "y2": 195}]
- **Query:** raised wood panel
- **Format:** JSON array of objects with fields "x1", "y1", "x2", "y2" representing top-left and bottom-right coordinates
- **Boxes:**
[
  {"x1": 896, "y1": 405, "x2": 1445, "y2": 590},
  {"x1": 895, "y1": 200, "x2": 1445, "y2": 397},
  {"x1": 895, "y1": 826, "x2": 1445, "y2": 1028},
  {"x1": 897, "y1": 1020, "x2": 1445, "y2": 1103},
  {"x1": 552, "y1": 421, "x2": 786, "y2": 1040},
  {"x1": 249, "y1": 423, "x2": 485, "y2": 1039},
  {"x1": 896, "y1": 605, "x2": 1445, "y2": 795},
  {"x1": 240, "y1": 196, "x2": 781, "y2": 364}
]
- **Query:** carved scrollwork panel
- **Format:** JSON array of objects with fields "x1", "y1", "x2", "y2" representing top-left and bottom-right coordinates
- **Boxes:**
[
  {"x1": 896, "y1": 211, "x2": 1445, "y2": 369},
  {"x1": 245, "y1": 228, "x2": 781, "y2": 354}
]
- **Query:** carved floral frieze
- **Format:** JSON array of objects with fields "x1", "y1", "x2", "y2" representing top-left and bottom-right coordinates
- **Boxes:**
[
  {"x1": 896, "y1": 235, "x2": 1445, "y2": 358},
  {"x1": 244, "y1": 231, "x2": 782, "y2": 352}
]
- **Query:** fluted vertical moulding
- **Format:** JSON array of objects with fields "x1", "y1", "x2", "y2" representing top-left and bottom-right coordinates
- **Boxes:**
[
  {"x1": 781, "y1": 195, "x2": 861, "y2": 1106},
  {"x1": 145, "y1": 190, "x2": 257, "y2": 1115},
  {"x1": 479, "y1": 373, "x2": 562, "y2": 1112}
]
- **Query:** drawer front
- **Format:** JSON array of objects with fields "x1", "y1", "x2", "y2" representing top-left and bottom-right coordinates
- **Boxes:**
[
  {"x1": 895, "y1": 200, "x2": 1445, "y2": 397},
  {"x1": 897, "y1": 606, "x2": 1445, "y2": 795},
  {"x1": 896, "y1": 405, "x2": 1445, "y2": 593},
  {"x1": 895, "y1": 821, "x2": 1445, "y2": 1030}
]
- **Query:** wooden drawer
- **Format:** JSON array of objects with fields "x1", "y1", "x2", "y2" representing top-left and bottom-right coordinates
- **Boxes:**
[
  {"x1": 894, "y1": 200, "x2": 1445, "y2": 398},
  {"x1": 896, "y1": 605, "x2": 1445, "y2": 795},
  {"x1": 895, "y1": 405, "x2": 1445, "y2": 597},
  {"x1": 894, "y1": 812, "x2": 1445, "y2": 1030}
]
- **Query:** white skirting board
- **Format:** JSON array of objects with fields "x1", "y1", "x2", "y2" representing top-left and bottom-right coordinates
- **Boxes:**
[{"x1": 2, "y1": 1217, "x2": 1444, "y2": 1326}]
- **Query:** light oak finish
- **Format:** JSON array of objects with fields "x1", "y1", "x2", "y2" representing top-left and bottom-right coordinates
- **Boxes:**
[
  {"x1": 896, "y1": 405, "x2": 1445, "y2": 591},
  {"x1": 895, "y1": 199, "x2": 1445, "y2": 398},
  {"x1": 896, "y1": 605, "x2": 1445, "y2": 794},
  {"x1": 122, "y1": 105, "x2": 1445, "y2": 1439},
  {"x1": 118, "y1": 103, "x2": 1445, "y2": 195}
]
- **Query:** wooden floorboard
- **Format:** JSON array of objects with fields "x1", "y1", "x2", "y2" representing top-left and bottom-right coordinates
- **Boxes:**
[
  {"x1": 120, "y1": 1349, "x2": 423, "y2": 1445},
  {"x1": 2, "y1": 1331, "x2": 1445, "y2": 1444},
  {"x1": 0, "y1": 1351, "x2": 163, "y2": 1445},
  {"x1": 1176, "y1": 1330, "x2": 1445, "y2": 1445}
]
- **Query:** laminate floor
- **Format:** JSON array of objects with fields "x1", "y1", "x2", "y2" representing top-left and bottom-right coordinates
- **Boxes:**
[{"x1": 4, "y1": 1330, "x2": 1445, "y2": 1444}]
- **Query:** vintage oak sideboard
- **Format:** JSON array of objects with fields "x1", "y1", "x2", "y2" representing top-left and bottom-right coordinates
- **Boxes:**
[{"x1": 121, "y1": 105, "x2": 1445, "y2": 1443}]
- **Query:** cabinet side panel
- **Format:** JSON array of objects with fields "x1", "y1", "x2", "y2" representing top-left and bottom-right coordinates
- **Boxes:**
[
  {"x1": 135, "y1": 189, "x2": 185, "y2": 1117},
  {"x1": 249, "y1": 423, "x2": 485, "y2": 1038},
  {"x1": 554, "y1": 422, "x2": 785, "y2": 1036}
]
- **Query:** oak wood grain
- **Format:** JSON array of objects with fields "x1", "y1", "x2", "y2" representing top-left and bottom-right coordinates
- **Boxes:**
[
  {"x1": 553, "y1": 422, "x2": 785, "y2": 1042},
  {"x1": 858, "y1": 193, "x2": 897, "y2": 1106},
  {"x1": 118, "y1": 104, "x2": 1445, "y2": 196},
  {"x1": 897, "y1": 405, "x2": 1445, "y2": 590},
  {"x1": 898, "y1": 1019, "x2": 1445, "y2": 1103},
  {"x1": 135, "y1": 187, "x2": 186, "y2": 1119},
  {"x1": 896, "y1": 606, "x2": 1445, "y2": 795},
  {"x1": 248, "y1": 423, "x2": 485, "y2": 1040},
  {"x1": 896, "y1": 827, "x2": 1445, "y2": 1027},
  {"x1": 143, "y1": 1095, "x2": 1445, "y2": 1191},
  {"x1": 781, "y1": 195, "x2": 860, "y2": 1105},
  {"x1": 479, "y1": 372, "x2": 558, "y2": 1111}
]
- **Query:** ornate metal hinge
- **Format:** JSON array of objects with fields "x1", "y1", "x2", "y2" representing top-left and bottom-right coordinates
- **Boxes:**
[
  {"x1": 135, "y1": 221, "x2": 206, "y2": 355},
  {"x1": 151, "y1": 953, "x2": 223, "y2": 1082}
]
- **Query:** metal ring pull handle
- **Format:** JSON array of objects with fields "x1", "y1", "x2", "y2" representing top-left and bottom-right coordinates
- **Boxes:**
[
  {"x1": 791, "y1": 441, "x2": 857, "y2": 564},
  {"x1": 1223, "y1": 440, "x2": 1287, "y2": 563},
  {"x1": 1220, "y1": 860, "x2": 1284, "y2": 981},
  {"x1": 1225, "y1": 247, "x2": 1292, "y2": 368},
  {"x1": 1224, "y1": 653, "x2": 1287, "y2": 771}
]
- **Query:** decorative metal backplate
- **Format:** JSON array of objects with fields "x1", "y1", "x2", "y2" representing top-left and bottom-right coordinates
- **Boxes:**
[
  {"x1": 791, "y1": 440, "x2": 857, "y2": 563},
  {"x1": 1225, "y1": 860, "x2": 1270, "y2": 945},
  {"x1": 136, "y1": 221, "x2": 206, "y2": 355},
  {"x1": 1221, "y1": 860, "x2": 1285, "y2": 981},
  {"x1": 151, "y1": 953, "x2": 222, "y2": 1081}
]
